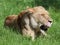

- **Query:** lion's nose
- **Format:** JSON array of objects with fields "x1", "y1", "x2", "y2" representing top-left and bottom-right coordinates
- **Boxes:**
[{"x1": 48, "y1": 20, "x2": 52, "y2": 23}]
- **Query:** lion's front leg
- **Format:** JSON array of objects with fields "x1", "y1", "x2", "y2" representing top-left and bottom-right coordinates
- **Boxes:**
[{"x1": 22, "y1": 25, "x2": 35, "y2": 40}]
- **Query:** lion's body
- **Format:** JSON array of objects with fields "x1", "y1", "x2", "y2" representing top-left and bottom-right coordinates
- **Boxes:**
[{"x1": 4, "y1": 6, "x2": 53, "y2": 40}]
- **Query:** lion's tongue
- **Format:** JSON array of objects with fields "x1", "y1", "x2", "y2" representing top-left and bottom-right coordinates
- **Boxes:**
[{"x1": 47, "y1": 22, "x2": 51, "y2": 27}]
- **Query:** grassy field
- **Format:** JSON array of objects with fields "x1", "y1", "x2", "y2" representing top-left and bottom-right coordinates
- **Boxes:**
[{"x1": 0, "y1": 0, "x2": 60, "y2": 45}]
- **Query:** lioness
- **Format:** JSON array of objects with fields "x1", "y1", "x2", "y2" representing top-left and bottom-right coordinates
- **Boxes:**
[{"x1": 4, "y1": 6, "x2": 53, "y2": 40}]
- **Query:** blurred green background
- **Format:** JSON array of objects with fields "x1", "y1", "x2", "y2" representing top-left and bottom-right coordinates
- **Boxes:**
[{"x1": 0, "y1": 0, "x2": 60, "y2": 45}]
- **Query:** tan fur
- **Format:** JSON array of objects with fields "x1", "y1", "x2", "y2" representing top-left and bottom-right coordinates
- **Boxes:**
[
  {"x1": 26, "y1": 6, "x2": 53, "y2": 27},
  {"x1": 4, "y1": 15, "x2": 18, "y2": 27},
  {"x1": 4, "y1": 6, "x2": 53, "y2": 40},
  {"x1": 25, "y1": 6, "x2": 53, "y2": 36}
]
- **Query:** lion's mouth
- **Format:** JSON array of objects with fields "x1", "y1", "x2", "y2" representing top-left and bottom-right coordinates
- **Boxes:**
[{"x1": 40, "y1": 25, "x2": 48, "y2": 31}]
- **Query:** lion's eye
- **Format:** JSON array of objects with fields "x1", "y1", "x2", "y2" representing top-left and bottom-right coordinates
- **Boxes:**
[{"x1": 41, "y1": 14, "x2": 44, "y2": 15}]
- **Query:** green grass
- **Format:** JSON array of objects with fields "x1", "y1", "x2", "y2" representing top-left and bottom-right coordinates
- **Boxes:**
[{"x1": 0, "y1": 0, "x2": 60, "y2": 45}]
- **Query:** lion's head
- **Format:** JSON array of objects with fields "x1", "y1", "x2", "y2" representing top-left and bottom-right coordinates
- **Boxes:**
[{"x1": 27, "y1": 6, "x2": 53, "y2": 28}]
